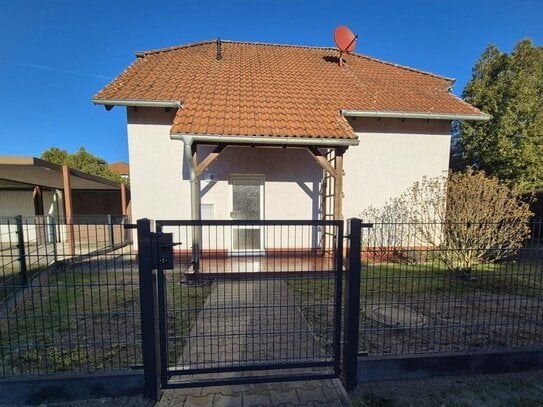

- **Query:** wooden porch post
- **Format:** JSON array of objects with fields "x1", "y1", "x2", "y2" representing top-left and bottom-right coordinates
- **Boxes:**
[
  {"x1": 121, "y1": 182, "x2": 128, "y2": 217},
  {"x1": 33, "y1": 186, "x2": 44, "y2": 216},
  {"x1": 33, "y1": 185, "x2": 46, "y2": 244},
  {"x1": 62, "y1": 165, "x2": 75, "y2": 256},
  {"x1": 333, "y1": 148, "x2": 345, "y2": 221}
]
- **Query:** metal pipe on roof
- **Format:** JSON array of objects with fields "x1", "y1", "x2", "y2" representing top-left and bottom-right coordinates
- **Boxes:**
[
  {"x1": 170, "y1": 134, "x2": 359, "y2": 147},
  {"x1": 341, "y1": 109, "x2": 491, "y2": 121}
]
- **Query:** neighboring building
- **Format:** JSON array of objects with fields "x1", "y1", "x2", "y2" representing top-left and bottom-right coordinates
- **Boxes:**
[
  {"x1": 109, "y1": 161, "x2": 130, "y2": 181},
  {"x1": 0, "y1": 157, "x2": 129, "y2": 242},
  {"x1": 93, "y1": 40, "x2": 488, "y2": 234}
]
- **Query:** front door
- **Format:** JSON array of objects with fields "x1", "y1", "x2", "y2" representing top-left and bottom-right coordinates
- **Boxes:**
[{"x1": 229, "y1": 175, "x2": 264, "y2": 253}]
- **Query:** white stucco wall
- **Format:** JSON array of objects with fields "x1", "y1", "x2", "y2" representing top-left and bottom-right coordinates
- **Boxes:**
[
  {"x1": 127, "y1": 109, "x2": 452, "y2": 249},
  {"x1": 343, "y1": 117, "x2": 451, "y2": 219},
  {"x1": 127, "y1": 108, "x2": 188, "y2": 222},
  {"x1": 127, "y1": 108, "x2": 323, "y2": 223}
]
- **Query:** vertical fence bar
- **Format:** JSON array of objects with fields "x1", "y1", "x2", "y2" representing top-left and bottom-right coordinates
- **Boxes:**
[
  {"x1": 136, "y1": 218, "x2": 161, "y2": 400},
  {"x1": 154, "y1": 224, "x2": 169, "y2": 389},
  {"x1": 108, "y1": 214, "x2": 115, "y2": 249},
  {"x1": 49, "y1": 215, "x2": 58, "y2": 264},
  {"x1": 15, "y1": 215, "x2": 28, "y2": 286},
  {"x1": 333, "y1": 220, "x2": 345, "y2": 377},
  {"x1": 342, "y1": 218, "x2": 364, "y2": 390}
]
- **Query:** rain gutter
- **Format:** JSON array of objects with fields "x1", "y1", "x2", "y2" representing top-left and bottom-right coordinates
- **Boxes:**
[
  {"x1": 92, "y1": 99, "x2": 183, "y2": 109},
  {"x1": 341, "y1": 109, "x2": 491, "y2": 122},
  {"x1": 170, "y1": 134, "x2": 359, "y2": 147}
]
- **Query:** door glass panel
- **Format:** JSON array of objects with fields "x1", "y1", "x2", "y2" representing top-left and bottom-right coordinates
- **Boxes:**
[{"x1": 232, "y1": 184, "x2": 260, "y2": 220}]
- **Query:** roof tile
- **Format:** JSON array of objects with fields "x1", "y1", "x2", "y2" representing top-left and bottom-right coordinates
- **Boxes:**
[{"x1": 94, "y1": 40, "x2": 485, "y2": 139}]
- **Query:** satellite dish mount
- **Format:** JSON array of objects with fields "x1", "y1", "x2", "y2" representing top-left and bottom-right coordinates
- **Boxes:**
[{"x1": 334, "y1": 25, "x2": 358, "y2": 66}]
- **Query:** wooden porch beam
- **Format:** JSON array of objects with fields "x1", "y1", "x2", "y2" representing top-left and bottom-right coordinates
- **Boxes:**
[
  {"x1": 308, "y1": 147, "x2": 337, "y2": 178},
  {"x1": 196, "y1": 144, "x2": 226, "y2": 177}
]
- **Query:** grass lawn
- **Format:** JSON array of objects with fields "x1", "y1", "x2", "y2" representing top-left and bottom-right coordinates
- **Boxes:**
[{"x1": 0, "y1": 254, "x2": 212, "y2": 377}]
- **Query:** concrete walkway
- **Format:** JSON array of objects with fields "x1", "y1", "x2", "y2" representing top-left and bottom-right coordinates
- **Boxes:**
[
  {"x1": 157, "y1": 378, "x2": 349, "y2": 406},
  {"x1": 157, "y1": 279, "x2": 349, "y2": 406}
]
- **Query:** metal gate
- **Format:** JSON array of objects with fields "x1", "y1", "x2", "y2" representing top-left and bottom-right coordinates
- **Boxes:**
[{"x1": 136, "y1": 219, "x2": 352, "y2": 394}]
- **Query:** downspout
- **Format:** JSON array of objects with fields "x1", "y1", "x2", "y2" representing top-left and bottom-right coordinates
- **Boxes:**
[{"x1": 181, "y1": 136, "x2": 201, "y2": 271}]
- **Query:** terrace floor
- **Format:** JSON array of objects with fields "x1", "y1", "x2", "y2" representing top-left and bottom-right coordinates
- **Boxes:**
[{"x1": 176, "y1": 251, "x2": 337, "y2": 276}]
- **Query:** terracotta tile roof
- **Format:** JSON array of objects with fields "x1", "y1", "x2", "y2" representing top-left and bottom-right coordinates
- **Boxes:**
[
  {"x1": 108, "y1": 161, "x2": 129, "y2": 174},
  {"x1": 94, "y1": 40, "x2": 485, "y2": 139}
]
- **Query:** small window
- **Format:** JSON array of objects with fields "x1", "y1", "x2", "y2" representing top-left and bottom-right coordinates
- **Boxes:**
[{"x1": 201, "y1": 203, "x2": 214, "y2": 220}]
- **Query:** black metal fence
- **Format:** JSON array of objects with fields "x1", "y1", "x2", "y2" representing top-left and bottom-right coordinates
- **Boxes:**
[
  {"x1": 150, "y1": 220, "x2": 344, "y2": 390},
  {"x1": 0, "y1": 215, "x2": 139, "y2": 377},
  {"x1": 358, "y1": 218, "x2": 543, "y2": 356},
  {"x1": 2, "y1": 215, "x2": 542, "y2": 388}
]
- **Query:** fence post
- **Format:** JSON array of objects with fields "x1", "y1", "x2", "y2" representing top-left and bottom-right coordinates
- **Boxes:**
[
  {"x1": 107, "y1": 214, "x2": 115, "y2": 249},
  {"x1": 137, "y1": 218, "x2": 161, "y2": 400},
  {"x1": 342, "y1": 217, "x2": 363, "y2": 390},
  {"x1": 15, "y1": 215, "x2": 28, "y2": 286},
  {"x1": 49, "y1": 215, "x2": 58, "y2": 264}
]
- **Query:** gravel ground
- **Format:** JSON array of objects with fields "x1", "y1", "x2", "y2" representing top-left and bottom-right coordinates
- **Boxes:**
[{"x1": 351, "y1": 370, "x2": 543, "y2": 407}]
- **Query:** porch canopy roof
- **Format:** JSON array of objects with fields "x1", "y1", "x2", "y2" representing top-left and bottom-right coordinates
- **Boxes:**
[{"x1": 0, "y1": 157, "x2": 121, "y2": 190}]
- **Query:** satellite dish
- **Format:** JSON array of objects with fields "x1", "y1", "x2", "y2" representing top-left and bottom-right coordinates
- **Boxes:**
[{"x1": 334, "y1": 25, "x2": 357, "y2": 53}]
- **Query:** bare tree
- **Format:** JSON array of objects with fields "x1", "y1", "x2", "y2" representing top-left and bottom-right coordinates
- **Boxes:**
[
  {"x1": 361, "y1": 170, "x2": 533, "y2": 271},
  {"x1": 404, "y1": 170, "x2": 533, "y2": 272}
]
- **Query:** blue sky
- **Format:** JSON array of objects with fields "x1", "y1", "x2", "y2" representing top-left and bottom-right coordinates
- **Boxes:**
[{"x1": 1, "y1": 0, "x2": 542, "y2": 163}]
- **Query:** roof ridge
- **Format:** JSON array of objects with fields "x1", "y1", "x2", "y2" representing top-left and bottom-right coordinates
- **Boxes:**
[
  {"x1": 134, "y1": 39, "x2": 341, "y2": 56},
  {"x1": 134, "y1": 40, "x2": 216, "y2": 56}
]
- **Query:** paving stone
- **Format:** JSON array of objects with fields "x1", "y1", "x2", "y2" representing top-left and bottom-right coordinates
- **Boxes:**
[
  {"x1": 295, "y1": 386, "x2": 328, "y2": 404},
  {"x1": 155, "y1": 391, "x2": 189, "y2": 406},
  {"x1": 242, "y1": 391, "x2": 272, "y2": 407},
  {"x1": 212, "y1": 391, "x2": 243, "y2": 407},
  {"x1": 182, "y1": 394, "x2": 214, "y2": 407},
  {"x1": 199, "y1": 385, "x2": 238, "y2": 397},
  {"x1": 270, "y1": 387, "x2": 301, "y2": 406}
]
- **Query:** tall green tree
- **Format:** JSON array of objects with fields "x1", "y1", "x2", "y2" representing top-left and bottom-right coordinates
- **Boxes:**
[
  {"x1": 41, "y1": 147, "x2": 124, "y2": 183},
  {"x1": 459, "y1": 38, "x2": 543, "y2": 192}
]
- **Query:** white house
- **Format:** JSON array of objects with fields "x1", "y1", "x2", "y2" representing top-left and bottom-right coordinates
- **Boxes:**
[{"x1": 93, "y1": 40, "x2": 488, "y2": 253}]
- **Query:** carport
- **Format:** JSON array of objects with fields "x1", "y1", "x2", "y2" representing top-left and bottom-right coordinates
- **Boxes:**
[{"x1": 0, "y1": 156, "x2": 129, "y2": 253}]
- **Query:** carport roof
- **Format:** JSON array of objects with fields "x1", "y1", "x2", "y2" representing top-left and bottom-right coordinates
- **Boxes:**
[{"x1": 0, "y1": 157, "x2": 121, "y2": 190}]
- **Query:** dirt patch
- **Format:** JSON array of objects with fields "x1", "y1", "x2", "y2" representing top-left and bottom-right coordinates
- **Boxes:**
[{"x1": 360, "y1": 292, "x2": 543, "y2": 355}]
